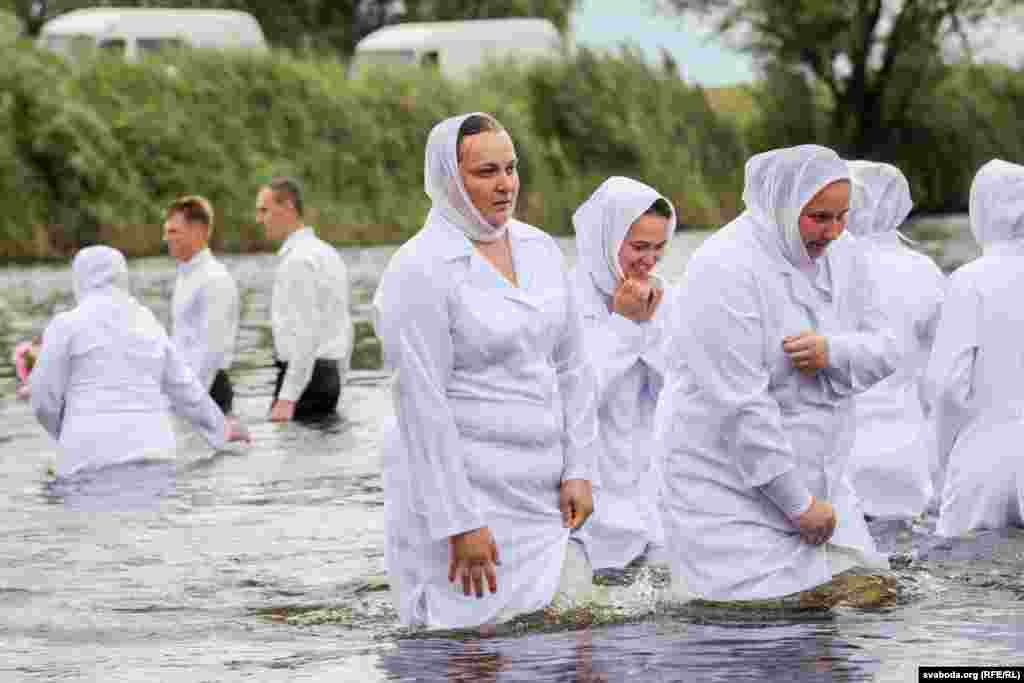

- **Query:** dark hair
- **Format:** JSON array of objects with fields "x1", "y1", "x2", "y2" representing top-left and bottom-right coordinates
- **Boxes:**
[
  {"x1": 456, "y1": 114, "x2": 504, "y2": 163},
  {"x1": 166, "y1": 195, "x2": 214, "y2": 233},
  {"x1": 645, "y1": 197, "x2": 673, "y2": 219},
  {"x1": 266, "y1": 177, "x2": 304, "y2": 217}
]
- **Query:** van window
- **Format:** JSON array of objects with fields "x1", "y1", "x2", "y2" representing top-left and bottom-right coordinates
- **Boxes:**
[
  {"x1": 137, "y1": 37, "x2": 186, "y2": 54},
  {"x1": 97, "y1": 38, "x2": 126, "y2": 56}
]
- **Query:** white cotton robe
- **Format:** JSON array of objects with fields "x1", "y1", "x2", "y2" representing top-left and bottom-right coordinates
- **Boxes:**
[
  {"x1": 925, "y1": 159, "x2": 1024, "y2": 537},
  {"x1": 31, "y1": 246, "x2": 227, "y2": 478},
  {"x1": 373, "y1": 114, "x2": 599, "y2": 630},
  {"x1": 845, "y1": 161, "x2": 946, "y2": 519},
  {"x1": 657, "y1": 146, "x2": 896, "y2": 601},
  {"x1": 569, "y1": 176, "x2": 675, "y2": 570}
]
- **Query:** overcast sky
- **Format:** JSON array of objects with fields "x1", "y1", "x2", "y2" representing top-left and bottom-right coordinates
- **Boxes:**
[{"x1": 571, "y1": 0, "x2": 1024, "y2": 87}]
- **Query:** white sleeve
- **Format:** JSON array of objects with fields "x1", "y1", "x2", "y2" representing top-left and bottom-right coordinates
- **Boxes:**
[
  {"x1": 923, "y1": 275, "x2": 979, "y2": 469},
  {"x1": 375, "y1": 261, "x2": 485, "y2": 541},
  {"x1": 554, "y1": 270, "x2": 601, "y2": 483},
  {"x1": 162, "y1": 339, "x2": 227, "y2": 450},
  {"x1": 674, "y1": 260, "x2": 799, "y2": 488},
  {"x1": 196, "y1": 275, "x2": 239, "y2": 390},
  {"x1": 582, "y1": 309, "x2": 646, "y2": 407},
  {"x1": 30, "y1": 315, "x2": 73, "y2": 441},
  {"x1": 278, "y1": 257, "x2": 320, "y2": 402}
]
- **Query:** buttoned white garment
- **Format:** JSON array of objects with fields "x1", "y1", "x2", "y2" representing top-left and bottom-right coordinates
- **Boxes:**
[
  {"x1": 846, "y1": 162, "x2": 947, "y2": 519},
  {"x1": 271, "y1": 227, "x2": 353, "y2": 402},
  {"x1": 172, "y1": 247, "x2": 240, "y2": 391},
  {"x1": 925, "y1": 159, "x2": 1024, "y2": 537},
  {"x1": 31, "y1": 247, "x2": 227, "y2": 478},
  {"x1": 657, "y1": 146, "x2": 897, "y2": 602},
  {"x1": 373, "y1": 215, "x2": 600, "y2": 630}
]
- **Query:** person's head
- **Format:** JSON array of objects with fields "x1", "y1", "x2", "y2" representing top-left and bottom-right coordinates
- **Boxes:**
[
  {"x1": 798, "y1": 179, "x2": 850, "y2": 260},
  {"x1": 969, "y1": 159, "x2": 1024, "y2": 250},
  {"x1": 455, "y1": 114, "x2": 519, "y2": 230},
  {"x1": 619, "y1": 198, "x2": 673, "y2": 282},
  {"x1": 846, "y1": 161, "x2": 913, "y2": 240},
  {"x1": 423, "y1": 113, "x2": 517, "y2": 242},
  {"x1": 71, "y1": 245, "x2": 128, "y2": 302},
  {"x1": 163, "y1": 195, "x2": 214, "y2": 263},
  {"x1": 256, "y1": 177, "x2": 304, "y2": 243},
  {"x1": 742, "y1": 145, "x2": 850, "y2": 265},
  {"x1": 572, "y1": 176, "x2": 676, "y2": 294}
]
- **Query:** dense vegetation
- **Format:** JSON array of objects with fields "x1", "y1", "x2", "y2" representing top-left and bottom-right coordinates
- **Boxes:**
[{"x1": 1, "y1": 17, "x2": 1022, "y2": 260}]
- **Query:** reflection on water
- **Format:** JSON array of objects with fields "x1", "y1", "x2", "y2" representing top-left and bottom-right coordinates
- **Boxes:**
[{"x1": 1, "y1": 222, "x2": 1023, "y2": 682}]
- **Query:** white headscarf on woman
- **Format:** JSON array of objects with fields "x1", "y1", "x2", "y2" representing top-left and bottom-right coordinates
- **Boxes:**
[
  {"x1": 71, "y1": 245, "x2": 162, "y2": 343},
  {"x1": 847, "y1": 161, "x2": 915, "y2": 247},
  {"x1": 424, "y1": 112, "x2": 512, "y2": 243},
  {"x1": 968, "y1": 159, "x2": 1024, "y2": 253},
  {"x1": 742, "y1": 145, "x2": 849, "y2": 280},
  {"x1": 572, "y1": 176, "x2": 677, "y2": 296}
]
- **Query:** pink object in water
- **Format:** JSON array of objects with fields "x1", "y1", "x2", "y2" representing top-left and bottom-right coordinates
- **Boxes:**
[{"x1": 13, "y1": 340, "x2": 39, "y2": 385}]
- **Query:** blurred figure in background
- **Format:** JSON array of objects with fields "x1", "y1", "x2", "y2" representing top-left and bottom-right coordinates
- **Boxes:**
[
  {"x1": 845, "y1": 161, "x2": 946, "y2": 520},
  {"x1": 925, "y1": 159, "x2": 1024, "y2": 536},
  {"x1": 31, "y1": 246, "x2": 247, "y2": 479},
  {"x1": 256, "y1": 177, "x2": 352, "y2": 422},
  {"x1": 164, "y1": 195, "x2": 240, "y2": 415}
]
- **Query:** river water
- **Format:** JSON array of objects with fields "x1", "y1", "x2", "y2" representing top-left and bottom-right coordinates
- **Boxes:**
[{"x1": 1, "y1": 219, "x2": 1022, "y2": 682}]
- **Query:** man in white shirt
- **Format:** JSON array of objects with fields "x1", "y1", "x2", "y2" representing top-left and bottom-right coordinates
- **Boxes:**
[
  {"x1": 256, "y1": 177, "x2": 353, "y2": 422},
  {"x1": 164, "y1": 195, "x2": 240, "y2": 414}
]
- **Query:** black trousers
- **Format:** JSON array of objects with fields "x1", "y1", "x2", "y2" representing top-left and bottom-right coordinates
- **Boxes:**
[
  {"x1": 209, "y1": 369, "x2": 234, "y2": 415},
  {"x1": 273, "y1": 359, "x2": 341, "y2": 420}
]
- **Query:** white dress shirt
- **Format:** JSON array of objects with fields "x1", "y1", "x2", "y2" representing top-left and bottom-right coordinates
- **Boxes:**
[
  {"x1": 271, "y1": 227, "x2": 352, "y2": 402},
  {"x1": 171, "y1": 248, "x2": 240, "y2": 391}
]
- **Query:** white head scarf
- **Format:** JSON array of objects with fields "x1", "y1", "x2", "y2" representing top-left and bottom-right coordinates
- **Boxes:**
[
  {"x1": 72, "y1": 245, "x2": 129, "y2": 302},
  {"x1": 742, "y1": 145, "x2": 849, "y2": 274},
  {"x1": 847, "y1": 161, "x2": 914, "y2": 245},
  {"x1": 969, "y1": 159, "x2": 1024, "y2": 251},
  {"x1": 424, "y1": 112, "x2": 513, "y2": 243},
  {"x1": 572, "y1": 176, "x2": 677, "y2": 295},
  {"x1": 71, "y1": 245, "x2": 161, "y2": 342}
]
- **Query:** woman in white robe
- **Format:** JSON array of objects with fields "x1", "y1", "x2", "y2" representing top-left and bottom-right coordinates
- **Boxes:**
[
  {"x1": 924, "y1": 159, "x2": 1024, "y2": 537},
  {"x1": 657, "y1": 145, "x2": 898, "y2": 602},
  {"x1": 569, "y1": 176, "x2": 675, "y2": 571},
  {"x1": 373, "y1": 113, "x2": 599, "y2": 630},
  {"x1": 31, "y1": 246, "x2": 240, "y2": 478},
  {"x1": 845, "y1": 161, "x2": 946, "y2": 520}
]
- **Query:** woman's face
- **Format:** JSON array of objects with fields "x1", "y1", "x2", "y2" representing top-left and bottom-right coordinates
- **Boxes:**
[
  {"x1": 799, "y1": 180, "x2": 850, "y2": 260},
  {"x1": 618, "y1": 213, "x2": 669, "y2": 282},
  {"x1": 458, "y1": 130, "x2": 519, "y2": 228}
]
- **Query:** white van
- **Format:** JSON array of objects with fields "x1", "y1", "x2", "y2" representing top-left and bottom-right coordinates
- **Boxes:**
[
  {"x1": 38, "y1": 8, "x2": 267, "y2": 61},
  {"x1": 350, "y1": 18, "x2": 562, "y2": 80}
]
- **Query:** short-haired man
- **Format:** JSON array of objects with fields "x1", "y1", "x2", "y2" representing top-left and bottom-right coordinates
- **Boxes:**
[
  {"x1": 256, "y1": 177, "x2": 352, "y2": 422},
  {"x1": 164, "y1": 195, "x2": 240, "y2": 414}
]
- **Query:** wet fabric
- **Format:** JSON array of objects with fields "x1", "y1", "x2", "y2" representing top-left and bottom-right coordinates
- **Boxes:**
[
  {"x1": 374, "y1": 175, "x2": 600, "y2": 628},
  {"x1": 273, "y1": 359, "x2": 340, "y2": 420},
  {"x1": 31, "y1": 246, "x2": 227, "y2": 477},
  {"x1": 925, "y1": 159, "x2": 1024, "y2": 536},
  {"x1": 846, "y1": 161, "x2": 947, "y2": 519},
  {"x1": 569, "y1": 176, "x2": 676, "y2": 569},
  {"x1": 657, "y1": 146, "x2": 896, "y2": 601}
]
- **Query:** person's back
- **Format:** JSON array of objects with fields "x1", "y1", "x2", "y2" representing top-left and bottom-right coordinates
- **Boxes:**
[
  {"x1": 32, "y1": 247, "x2": 230, "y2": 477},
  {"x1": 845, "y1": 161, "x2": 946, "y2": 519},
  {"x1": 926, "y1": 159, "x2": 1024, "y2": 536}
]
